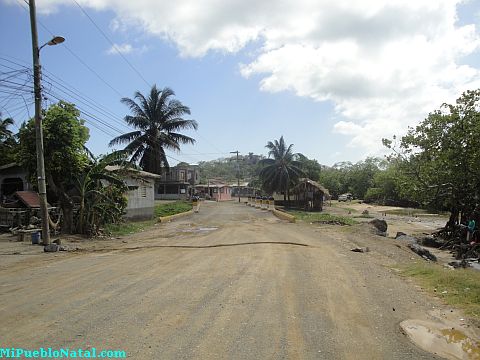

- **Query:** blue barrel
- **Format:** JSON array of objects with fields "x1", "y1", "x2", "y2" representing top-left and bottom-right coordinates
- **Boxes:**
[{"x1": 31, "y1": 232, "x2": 41, "y2": 244}]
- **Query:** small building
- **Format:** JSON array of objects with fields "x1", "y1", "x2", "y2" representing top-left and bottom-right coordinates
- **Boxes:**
[
  {"x1": 230, "y1": 181, "x2": 257, "y2": 198},
  {"x1": 0, "y1": 163, "x2": 31, "y2": 200},
  {"x1": 292, "y1": 178, "x2": 330, "y2": 211},
  {"x1": 195, "y1": 179, "x2": 232, "y2": 201},
  {"x1": 106, "y1": 166, "x2": 161, "y2": 220},
  {"x1": 155, "y1": 163, "x2": 199, "y2": 200}
]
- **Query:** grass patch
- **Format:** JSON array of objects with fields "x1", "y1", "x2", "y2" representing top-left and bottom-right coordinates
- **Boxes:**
[
  {"x1": 154, "y1": 201, "x2": 192, "y2": 218},
  {"x1": 399, "y1": 262, "x2": 480, "y2": 318},
  {"x1": 354, "y1": 214, "x2": 375, "y2": 219},
  {"x1": 104, "y1": 219, "x2": 155, "y2": 236},
  {"x1": 104, "y1": 201, "x2": 192, "y2": 236},
  {"x1": 385, "y1": 208, "x2": 448, "y2": 217},
  {"x1": 287, "y1": 210, "x2": 358, "y2": 225}
]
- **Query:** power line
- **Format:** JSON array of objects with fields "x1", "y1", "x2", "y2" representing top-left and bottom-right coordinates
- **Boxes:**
[
  {"x1": 70, "y1": 0, "x2": 151, "y2": 88},
  {"x1": 15, "y1": 0, "x2": 124, "y2": 98}
]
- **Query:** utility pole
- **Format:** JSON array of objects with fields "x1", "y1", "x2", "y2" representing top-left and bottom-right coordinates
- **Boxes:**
[
  {"x1": 29, "y1": 0, "x2": 64, "y2": 245},
  {"x1": 230, "y1": 150, "x2": 241, "y2": 202}
]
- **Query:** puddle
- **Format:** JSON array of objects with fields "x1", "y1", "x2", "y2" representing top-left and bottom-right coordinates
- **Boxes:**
[{"x1": 401, "y1": 319, "x2": 480, "y2": 359}]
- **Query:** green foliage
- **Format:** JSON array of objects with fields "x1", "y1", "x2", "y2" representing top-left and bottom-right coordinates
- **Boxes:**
[
  {"x1": 287, "y1": 210, "x2": 357, "y2": 225},
  {"x1": 110, "y1": 85, "x2": 198, "y2": 174},
  {"x1": 197, "y1": 153, "x2": 264, "y2": 184},
  {"x1": 297, "y1": 154, "x2": 322, "y2": 181},
  {"x1": 319, "y1": 157, "x2": 385, "y2": 199},
  {"x1": 0, "y1": 113, "x2": 17, "y2": 166},
  {"x1": 74, "y1": 152, "x2": 129, "y2": 236},
  {"x1": 259, "y1": 136, "x2": 304, "y2": 198},
  {"x1": 17, "y1": 101, "x2": 90, "y2": 185},
  {"x1": 384, "y1": 89, "x2": 480, "y2": 217},
  {"x1": 399, "y1": 262, "x2": 480, "y2": 318},
  {"x1": 154, "y1": 201, "x2": 192, "y2": 218},
  {"x1": 105, "y1": 219, "x2": 156, "y2": 236}
]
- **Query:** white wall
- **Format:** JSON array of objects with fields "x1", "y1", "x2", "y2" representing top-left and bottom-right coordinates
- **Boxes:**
[{"x1": 124, "y1": 177, "x2": 155, "y2": 219}]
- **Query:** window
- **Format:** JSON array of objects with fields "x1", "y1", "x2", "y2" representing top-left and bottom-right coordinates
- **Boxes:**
[
  {"x1": 220, "y1": 188, "x2": 224, "y2": 193},
  {"x1": 179, "y1": 171, "x2": 185, "y2": 181},
  {"x1": 141, "y1": 185, "x2": 147, "y2": 198}
]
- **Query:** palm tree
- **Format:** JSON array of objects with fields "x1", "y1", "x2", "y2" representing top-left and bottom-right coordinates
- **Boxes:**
[
  {"x1": 109, "y1": 85, "x2": 198, "y2": 174},
  {"x1": 0, "y1": 113, "x2": 14, "y2": 143},
  {"x1": 259, "y1": 136, "x2": 304, "y2": 201}
]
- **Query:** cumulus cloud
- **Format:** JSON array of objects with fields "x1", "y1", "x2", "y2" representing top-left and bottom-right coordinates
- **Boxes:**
[{"x1": 28, "y1": 0, "x2": 480, "y2": 156}]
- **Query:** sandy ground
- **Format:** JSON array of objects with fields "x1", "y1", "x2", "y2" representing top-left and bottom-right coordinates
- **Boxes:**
[
  {"x1": 0, "y1": 201, "x2": 477, "y2": 359},
  {"x1": 326, "y1": 200, "x2": 448, "y2": 237}
]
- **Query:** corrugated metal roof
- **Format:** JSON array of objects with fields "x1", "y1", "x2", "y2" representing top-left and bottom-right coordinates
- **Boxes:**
[
  {"x1": 14, "y1": 191, "x2": 41, "y2": 208},
  {"x1": 105, "y1": 165, "x2": 162, "y2": 179}
]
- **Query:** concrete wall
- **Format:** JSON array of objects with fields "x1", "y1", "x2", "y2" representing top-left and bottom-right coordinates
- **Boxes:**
[{"x1": 124, "y1": 177, "x2": 155, "y2": 219}]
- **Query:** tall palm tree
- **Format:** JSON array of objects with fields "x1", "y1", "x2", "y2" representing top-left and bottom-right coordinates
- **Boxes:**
[
  {"x1": 259, "y1": 136, "x2": 304, "y2": 201},
  {"x1": 109, "y1": 85, "x2": 198, "y2": 174}
]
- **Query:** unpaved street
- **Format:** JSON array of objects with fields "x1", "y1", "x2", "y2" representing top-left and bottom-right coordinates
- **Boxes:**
[{"x1": 0, "y1": 202, "x2": 445, "y2": 359}]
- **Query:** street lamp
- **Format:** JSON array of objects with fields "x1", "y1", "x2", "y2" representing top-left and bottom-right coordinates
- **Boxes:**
[
  {"x1": 39, "y1": 36, "x2": 65, "y2": 51},
  {"x1": 29, "y1": 0, "x2": 65, "y2": 245}
]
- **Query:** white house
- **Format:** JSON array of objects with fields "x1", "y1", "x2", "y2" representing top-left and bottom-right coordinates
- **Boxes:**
[{"x1": 106, "y1": 166, "x2": 161, "y2": 219}]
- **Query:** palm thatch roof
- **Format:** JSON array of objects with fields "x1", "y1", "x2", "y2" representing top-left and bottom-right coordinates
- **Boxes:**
[{"x1": 293, "y1": 178, "x2": 330, "y2": 196}]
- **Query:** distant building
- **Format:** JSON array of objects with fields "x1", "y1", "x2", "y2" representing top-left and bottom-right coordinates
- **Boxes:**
[
  {"x1": 230, "y1": 181, "x2": 257, "y2": 198},
  {"x1": 155, "y1": 163, "x2": 199, "y2": 200},
  {"x1": 195, "y1": 179, "x2": 232, "y2": 201}
]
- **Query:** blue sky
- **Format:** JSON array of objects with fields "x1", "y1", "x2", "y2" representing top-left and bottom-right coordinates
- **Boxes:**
[{"x1": 1, "y1": 0, "x2": 479, "y2": 166}]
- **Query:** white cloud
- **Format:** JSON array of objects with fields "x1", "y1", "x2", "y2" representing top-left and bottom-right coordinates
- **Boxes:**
[
  {"x1": 106, "y1": 43, "x2": 147, "y2": 55},
  {"x1": 28, "y1": 0, "x2": 480, "y2": 156}
]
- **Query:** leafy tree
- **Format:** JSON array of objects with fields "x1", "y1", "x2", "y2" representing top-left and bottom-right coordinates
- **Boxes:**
[
  {"x1": 346, "y1": 157, "x2": 384, "y2": 199},
  {"x1": 258, "y1": 136, "x2": 304, "y2": 201},
  {"x1": 0, "y1": 113, "x2": 17, "y2": 166},
  {"x1": 197, "y1": 154, "x2": 265, "y2": 184},
  {"x1": 74, "y1": 152, "x2": 128, "y2": 236},
  {"x1": 297, "y1": 154, "x2": 322, "y2": 181},
  {"x1": 384, "y1": 89, "x2": 480, "y2": 226},
  {"x1": 18, "y1": 101, "x2": 90, "y2": 233},
  {"x1": 109, "y1": 85, "x2": 198, "y2": 174}
]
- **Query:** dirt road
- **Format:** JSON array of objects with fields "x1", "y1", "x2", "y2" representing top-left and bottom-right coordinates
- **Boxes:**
[{"x1": 0, "y1": 202, "x2": 444, "y2": 359}]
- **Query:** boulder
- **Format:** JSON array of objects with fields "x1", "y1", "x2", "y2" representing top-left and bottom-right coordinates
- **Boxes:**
[
  {"x1": 44, "y1": 244, "x2": 59, "y2": 252},
  {"x1": 369, "y1": 218, "x2": 387, "y2": 236},
  {"x1": 395, "y1": 234, "x2": 418, "y2": 243}
]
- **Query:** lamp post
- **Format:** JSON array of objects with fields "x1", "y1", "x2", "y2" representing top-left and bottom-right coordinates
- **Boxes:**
[
  {"x1": 230, "y1": 150, "x2": 241, "y2": 203},
  {"x1": 29, "y1": 0, "x2": 65, "y2": 245}
]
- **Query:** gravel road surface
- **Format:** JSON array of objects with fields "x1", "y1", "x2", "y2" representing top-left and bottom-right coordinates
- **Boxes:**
[{"x1": 0, "y1": 201, "x2": 443, "y2": 359}]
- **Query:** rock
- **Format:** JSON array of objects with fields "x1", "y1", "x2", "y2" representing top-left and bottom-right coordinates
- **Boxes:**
[
  {"x1": 395, "y1": 232, "x2": 407, "y2": 238},
  {"x1": 44, "y1": 244, "x2": 59, "y2": 252},
  {"x1": 419, "y1": 236, "x2": 442, "y2": 248},
  {"x1": 351, "y1": 247, "x2": 370, "y2": 253},
  {"x1": 53, "y1": 239, "x2": 62, "y2": 245},
  {"x1": 368, "y1": 218, "x2": 387, "y2": 236},
  {"x1": 448, "y1": 260, "x2": 470, "y2": 268},
  {"x1": 58, "y1": 245, "x2": 69, "y2": 251},
  {"x1": 362, "y1": 209, "x2": 369, "y2": 215},
  {"x1": 396, "y1": 234, "x2": 418, "y2": 243},
  {"x1": 407, "y1": 243, "x2": 437, "y2": 261}
]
